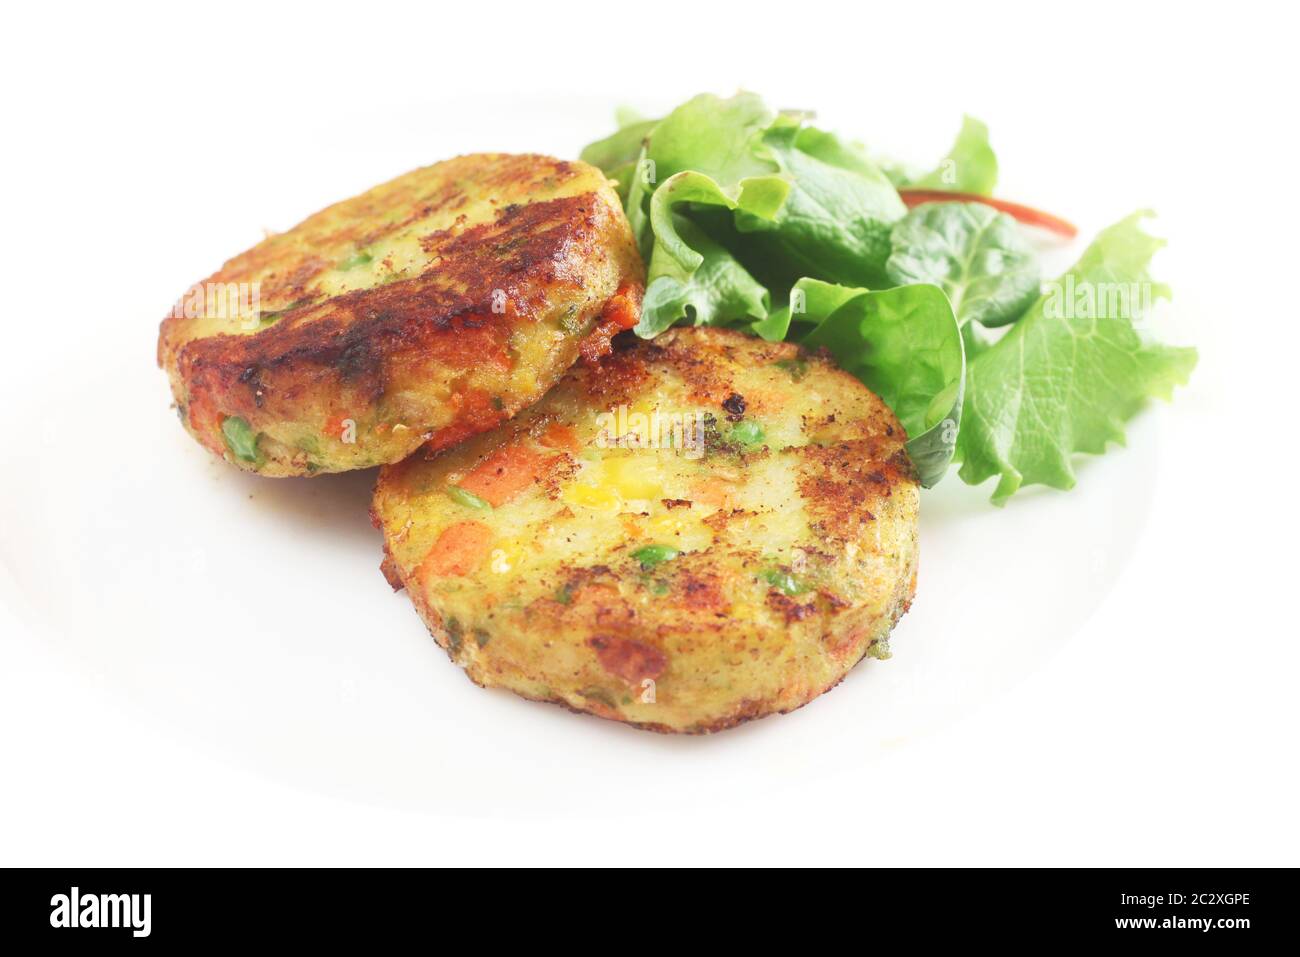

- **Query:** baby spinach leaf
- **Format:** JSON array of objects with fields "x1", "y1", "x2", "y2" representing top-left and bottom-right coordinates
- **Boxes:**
[
  {"x1": 799, "y1": 284, "x2": 965, "y2": 487},
  {"x1": 887, "y1": 202, "x2": 1041, "y2": 328},
  {"x1": 751, "y1": 277, "x2": 867, "y2": 342},
  {"x1": 735, "y1": 118, "x2": 907, "y2": 289},
  {"x1": 580, "y1": 97, "x2": 1194, "y2": 499}
]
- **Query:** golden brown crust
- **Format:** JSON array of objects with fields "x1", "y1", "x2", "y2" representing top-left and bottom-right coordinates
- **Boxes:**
[
  {"x1": 373, "y1": 327, "x2": 920, "y2": 733},
  {"x1": 158, "y1": 154, "x2": 642, "y2": 475}
]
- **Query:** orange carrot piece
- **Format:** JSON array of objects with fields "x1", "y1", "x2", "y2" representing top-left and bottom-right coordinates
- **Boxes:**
[
  {"x1": 604, "y1": 281, "x2": 643, "y2": 330},
  {"x1": 578, "y1": 281, "x2": 644, "y2": 364},
  {"x1": 458, "y1": 442, "x2": 556, "y2": 507},
  {"x1": 420, "y1": 521, "x2": 494, "y2": 578},
  {"x1": 424, "y1": 389, "x2": 505, "y2": 454},
  {"x1": 538, "y1": 422, "x2": 580, "y2": 453}
]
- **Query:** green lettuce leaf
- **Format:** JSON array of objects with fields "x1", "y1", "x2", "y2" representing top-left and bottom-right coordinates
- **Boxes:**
[
  {"x1": 638, "y1": 215, "x2": 769, "y2": 337},
  {"x1": 580, "y1": 117, "x2": 659, "y2": 208},
  {"x1": 750, "y1": 277, "x2": 865, "y2": 342},
  {"x1": 579, "y1": 117, "x2": 658, "y2": 179},
  {"x1": 956, "y1": 212, "x2": 1197, "y2": 504},
  {"x1": 799, "y1": 284, "x2": 965, "y2": 487},
  {"x1": 619, "y1": 94, "x2": 790, "y2": 334},
  {"x1": 646, "y1": 92, "x2": 776, "y2": 185},
  {"x1": 733, "y1": 117, "x2": 906, "y2": 289},
  {"x1": 623, "y1": 146, "x2": 654, "y2": 255},
  {"x1": 887, "y1": 201, "x2": 1040, "y2": 328},
  {"x1": 646, "y1": 170, "x2": 788, "y2": 273},
  {"x1": 587, "y1": 93, "x2": 906, "y2": 331},
  {"x1": 907, "y1": 115, "x2": 998, "y2": 195},
  {"x1": 637, "y1": 169, "x2": 787, "y2": 335},
  {"x1": 579, "y1": 97, "x2": 1193, "y2": 500}
]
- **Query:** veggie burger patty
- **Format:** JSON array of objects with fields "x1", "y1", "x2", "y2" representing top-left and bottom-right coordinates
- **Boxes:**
[
  {"x1": 372, "y1": 327, "x2": 920, "y2": 733},
  {"x1": 158, "y1": 154, "x2": 643, "y2": 476}
]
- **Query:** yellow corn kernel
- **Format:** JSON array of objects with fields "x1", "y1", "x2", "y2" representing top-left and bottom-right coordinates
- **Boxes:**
[
  {"x1": 650, "y1": 513, "x2": 685, "y2": 538},
  {"x1": 562, "y1": 457, "x2": 665, "y2": 512},
  {"x1": 563, "y1": 482, "x2": 621, "y2": 512},
  {"x1": 489, "y1": 539, "x2": 525, "y2": 574},
  {"x1": 601, "y1": 456, "x2": 663, "y2": 501}
]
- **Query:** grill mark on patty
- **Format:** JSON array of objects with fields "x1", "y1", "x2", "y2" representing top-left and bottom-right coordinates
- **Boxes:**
[{"x1": 173, "y1": 193, "x2": 606, "y2": 411}]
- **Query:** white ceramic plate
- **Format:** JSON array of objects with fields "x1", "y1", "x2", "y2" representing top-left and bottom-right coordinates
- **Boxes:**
[{"x1": 0, "y1": 95, "x2": 1161, "y2": 817}]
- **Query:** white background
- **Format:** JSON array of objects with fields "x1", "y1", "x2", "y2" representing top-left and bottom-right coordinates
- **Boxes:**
[{"x1": 1, "y1": 1, "x2": 1296, "y2": 865}]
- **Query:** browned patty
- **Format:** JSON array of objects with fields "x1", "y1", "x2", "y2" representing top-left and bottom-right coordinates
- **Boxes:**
[
  {"x1": 158, "y1": 153, "x2": 643, "y2": 475},
  {"x1": 372, "y1": 327, "x2": 920, "y2": 733}
]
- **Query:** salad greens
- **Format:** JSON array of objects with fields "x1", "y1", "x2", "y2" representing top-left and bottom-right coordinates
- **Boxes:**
[
  {"x1": 956, "y1": 212, "x2": 1197, "y2": 503},
  {"x1": 886, "y1": 202, "x2": 1040, "y2": 329},
  {"x1": 896, "y1": 115, "x2": 998, "y2": 195},
  {"x1": 580, "y1": 93, "x2": 1196, "y2": 503},
  {"x1": 801, "y1": 284, "x2": 965, "y2": 488}
]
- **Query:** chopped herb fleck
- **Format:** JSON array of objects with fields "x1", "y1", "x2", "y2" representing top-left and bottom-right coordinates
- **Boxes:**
[
  {"x1": 729, "y1": 419, "x2": 766, "y2": 448},
  {"x1": 774, "y1": 358, "x2": 810, "y2": 381},
  {"x1": 336, "y1": 250, "x2": 373, "y2": 271},
  {"x1": 632, "y1": 544, "x2": 681, "y2": 569},
  {"x1": 639, "y1": 576, "x2": 671, "y2": 596},
  {"x1": 559, "y1": 304, "x2": 582, "y2": 334},
  {"x1": 221, "y1": 416, "x2": 261, "y2": 463},
  {"x1": 256, "y1": 298, "x2": 314, "y2": 327},
  {"x1": 445, "y1": 617, "x2": 463, "y2": 653},
  {"x1": 760, "y1": 567, "x2": 804, "y2": 595},
  {"x1": 578, "y1": 686, "x2": 617, "y2": 708},
  {"x1": 446, "y1": 485, "x2": 491, "y2": 510}
]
